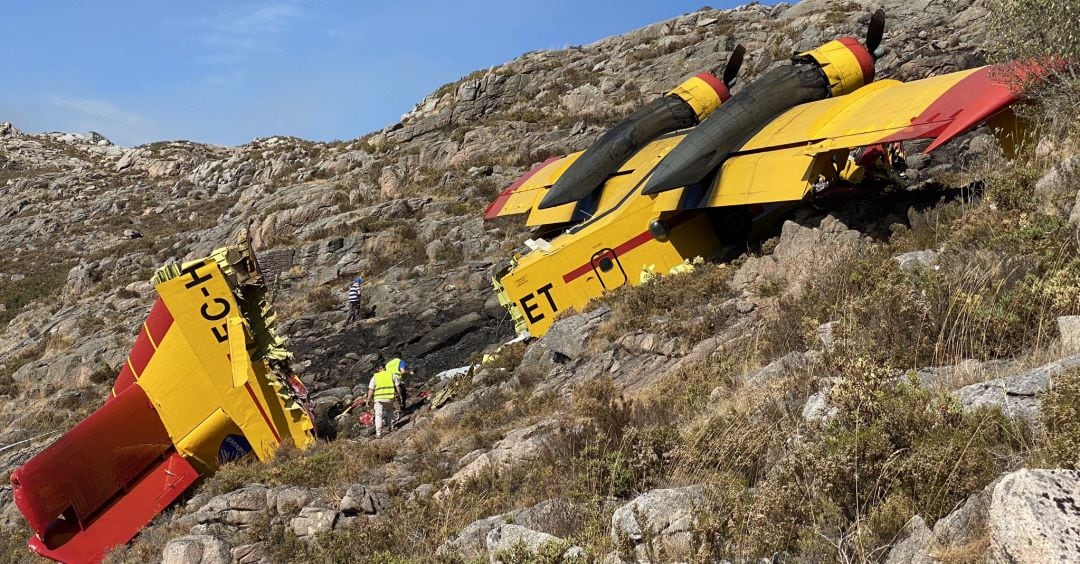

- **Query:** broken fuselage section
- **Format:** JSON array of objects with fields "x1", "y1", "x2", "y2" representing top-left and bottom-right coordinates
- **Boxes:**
[{"x1": 11, "y1": 236, "x2": 316, "y2": 563}]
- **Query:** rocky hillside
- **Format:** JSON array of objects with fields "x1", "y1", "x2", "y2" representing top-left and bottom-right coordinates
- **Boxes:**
[{"x1": 1, "y1": 0, "x2": 1079, "y2": 562}]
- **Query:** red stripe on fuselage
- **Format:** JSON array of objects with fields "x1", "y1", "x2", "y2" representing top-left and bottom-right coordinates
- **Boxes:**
[
  {"x1": 837, "y1": 37, "x2": 875, "y2": 84},
  {"x1": 112, "y1": 365, "x2": 136, "y2": 397},
  {"x1": 111, "y1": 299, "x2": 174, "y2": 398},
  {"x1": 128, "y1": 331, "x2": 155, "y2": 376},
  {"x1": 243, "y1": 382, "x2": 282, "y2": 444},
  {"x1": 560, "y1": 212, "x2": 699, "y2": 284},
  {"x1": 562, "y1": 229, "x2": 655, "y2": 283}
]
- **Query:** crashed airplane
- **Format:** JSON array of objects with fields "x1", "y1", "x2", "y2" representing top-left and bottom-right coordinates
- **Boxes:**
[
  {"x1": 486, "y1": 10, "x2": 1045, "y2": 337},
  {"x1": 10, "y1": 235, "x2": 316, "y2": 563}
]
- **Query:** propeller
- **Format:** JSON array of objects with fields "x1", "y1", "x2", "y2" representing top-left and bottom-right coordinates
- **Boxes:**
[
  {"x1": 865, "y1": 8, "x2": 886, "y2": 59},
  {"x1": 722, "y1": 44, "x2": 747, "y2": 87}
]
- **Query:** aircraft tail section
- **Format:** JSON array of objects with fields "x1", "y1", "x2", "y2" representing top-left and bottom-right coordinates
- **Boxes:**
[
  {"x1": 11, "y1": 232, "x2": 315, "y2": 563},
  {"x1": 10, "y1": 384, "x2": 199, "y2": 562}
]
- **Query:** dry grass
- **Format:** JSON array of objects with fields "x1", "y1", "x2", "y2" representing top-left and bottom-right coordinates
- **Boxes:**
[
  {"x1": 592, "y1": 262, "x2": 736, "y2": 345},
  {"x1": 201, "y1": 440, "x2": 398, "y2": 496}
]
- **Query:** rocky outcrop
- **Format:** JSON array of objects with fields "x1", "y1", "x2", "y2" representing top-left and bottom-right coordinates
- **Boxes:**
[
  {"x1": 440, "y1": 498, "x2": 582, "y2": 559},
  {"x1": 733, "y1": 216, "x2": 868, "y2": 298},
  {"x1": 1034, "y1": 155, "x2": 1080, "y2": 218},
  {"x1": 888, "y1": 469, "x2": 1080, "y2": 563},
  {"x1": 161, "y1": 535, "x2": 232, "y2": 564},
  {"x1": 610, "y1": 485, "x2": 705, "y2": 562},
  {"x1": 1059, "y1": 316, "x2": 1080, "y2": 354},
  {"x1": 988, "y1": 469, "x2": 1080, "y2": 561},
  {"x1": 182, "y1": 481, "x2": 389, "y2": 548},
  {"x1": 956, "y1": 354, "x2": 1080, "y2": 427},
  {"x1": 536, "y1": 307, "x2": 611, "y2": 361},
  {"x1": 448, "y1": 419, "x2": 564, "y2": 485},
  {"x1": 485, "y1": 524, "x2": 584, "y2": 563},
  {"x1": 894, "y1": 249, "x2": 938, "y2": 272},
  {"x1": 884, "y1": 516, "x2": 933, "y2": 564}
]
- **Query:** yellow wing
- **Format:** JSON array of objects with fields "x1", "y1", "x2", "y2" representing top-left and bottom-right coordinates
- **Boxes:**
[
  {"x1": 483, "y1": 154, "x2": 580, "y2": 225},
  {"x1": 654, "y1": 63, "x2": 1035, "y2": 211}
]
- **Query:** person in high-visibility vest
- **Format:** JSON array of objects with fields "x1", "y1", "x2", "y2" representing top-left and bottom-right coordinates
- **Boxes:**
[{"x1": 365, "y1": 357, "x2": 411, "y2": 438}]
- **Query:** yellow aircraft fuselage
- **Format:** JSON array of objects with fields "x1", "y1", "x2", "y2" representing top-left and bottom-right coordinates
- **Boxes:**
[{"x1": 496, "y1": 133, "x2": 721, "y2": 336}]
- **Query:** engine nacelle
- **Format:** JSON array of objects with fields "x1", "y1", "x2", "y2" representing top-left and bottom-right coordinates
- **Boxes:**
[
  {"x1": 666, "y1": 72, "x2": 731, "y2": 121},
  {"x1": 797, "y1": 37, "x2": 876, "y2": 97}
]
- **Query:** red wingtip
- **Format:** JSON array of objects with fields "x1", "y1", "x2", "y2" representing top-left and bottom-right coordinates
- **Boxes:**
[
  {"x1": 922, "y1": 61, "x2": 1059, "y2": 153},
  {"x1": 483, "y1": 156, "x2": 561, "y2": 219}
]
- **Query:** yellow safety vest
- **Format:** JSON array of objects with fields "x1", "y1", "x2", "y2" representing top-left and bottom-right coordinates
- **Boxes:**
[
  {"x1": 386, "y1": 358, "x2": 404, "y2": 377},
  {"x1": 372, "y1": 370, "x2": 396, "y2": 401}
]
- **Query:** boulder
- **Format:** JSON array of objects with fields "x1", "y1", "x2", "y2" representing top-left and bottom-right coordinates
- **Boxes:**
[
  {"x1": 611, "y1": 485, "x2": 705, "y2": 561},
  {"x1": 441, "y1": 515, "x2": 507, "y2": 558},
  {"x1": 888, "y1": 469, "x2": 1080, "y2": 562},
  {"x1": 449, "y1": 419, "x2": 563, "y2": 484},
  {"x1": 740, "y1": 351, "x2": 814, "y2": 385},
  {"x1": 486, "y1": 524, "x2": 575, "y2": 563},
  {"x1": 289, "y1": 506, "x2": 339, "y2": 538},
  {"x1": 733, "y1": 216, "x2": 866, "y2": 298},
  {"x1": 1058, "y1": 316, "x2": 1080, "y2": 354},
  {"x1": 801, "y1": 389, "x2": 837, "y2": 424},
  {"x1": 1034, "y1": 155, "x2": 1080, "y2": 217},
  {"x1": 414, "y1": 312, "x2": 484, "y2": 355},
  {"x1": 439, "y1": 498, "x2": 578, "y2": 558},
  {"x1": 231, "y1": 543, "x2": 268, "y2": 564},
  {"x1": 540, "y1": 307, "x2": 610, "y2": 360},
  {"x1": 883, "y1": 516, "x2": 932, "y2": 564},
  {"x1": 1070, "y1": 187, "x2": 1080, "y2": 227},
  {"x1": 988, "y1": 469, "x2": 1080, "y2": 561},
  {"x1": 339, "y1": 484, "x2": 390, "y2": 515},
  {"x1": 193, "y1": 485, "x2": 275, "y2": 529},
  {"x1": 161, "y1": 535, "x2": 232, "y2": 564},
  {"x1": 894, "y1": 250, "x2": 937, "y2": 272},
  {"x1": 956, "y1": 354, "x2": 1080, "y2": 427}
]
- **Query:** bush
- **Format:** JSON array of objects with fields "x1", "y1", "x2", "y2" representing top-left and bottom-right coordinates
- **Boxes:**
[
  {"x1": 762, "y1": 205, "x2": 1080, "y2": 368},
  {"x1": 593, "y1": 262, "x2": 735, "y2": 344},
  {"x1": 682, "y1": 362, "x2": 1025, "y2": 561},
  {"x1": 1034, "y1": 367, "x2": 1080, "y2": 468},
  {"x1": 306, "y1": 286, "x2": 339, "y2": 313}
]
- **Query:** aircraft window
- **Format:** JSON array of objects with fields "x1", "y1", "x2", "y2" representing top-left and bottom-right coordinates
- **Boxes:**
[{"x1": 597, "y1": 257, "x2": 614, "y2": 272}]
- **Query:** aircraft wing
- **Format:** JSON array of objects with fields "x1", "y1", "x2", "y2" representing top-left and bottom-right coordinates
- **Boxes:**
[
  {"x1": 653, "y1": 62, "x2": 1041, "y2": 211},
  {"x1": 10, "y1": 236, "x2": 315, "y2": 563},
  {"x1": 483, "y1": 155, "x2": 580, "y2": 225}
]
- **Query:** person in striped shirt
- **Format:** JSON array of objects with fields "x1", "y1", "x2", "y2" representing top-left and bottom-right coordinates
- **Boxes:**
[{"x1": 345, "y1": 277, "x2": 363, "y2": 325}]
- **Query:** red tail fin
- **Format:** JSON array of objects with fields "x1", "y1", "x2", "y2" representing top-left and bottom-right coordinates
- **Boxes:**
[{"x1": 10, "y1": 385, "x2": 199, "y2": 562}]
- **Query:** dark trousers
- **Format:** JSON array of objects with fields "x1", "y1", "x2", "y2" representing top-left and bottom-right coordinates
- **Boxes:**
[{"x1": 345, "y1": 301, "x2": 363, "y2": 324}]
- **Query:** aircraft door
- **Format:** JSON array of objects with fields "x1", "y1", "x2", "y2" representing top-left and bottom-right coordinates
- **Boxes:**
[{"x1": 590, "y1": 248, "x2": 627, "y2": 291}]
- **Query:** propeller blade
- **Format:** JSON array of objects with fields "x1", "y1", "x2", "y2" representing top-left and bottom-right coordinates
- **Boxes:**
[
  {"x1": 866, "y1": 9, "x2": 885, "y2": 58},
  {"x1": 722, "y1": 44, "x2": 746, "y2": 87}
]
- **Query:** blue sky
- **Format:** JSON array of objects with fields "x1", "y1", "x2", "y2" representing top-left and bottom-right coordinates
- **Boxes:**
[{"x1": 3, "y1": 1, "x2": 753, "y2": 147}]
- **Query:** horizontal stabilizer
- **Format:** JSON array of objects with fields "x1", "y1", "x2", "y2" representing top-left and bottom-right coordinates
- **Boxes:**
[
  {"x1": 11, "y1": 384, "x2": 199, "y2": 562},
  {"x1": 28, "y1": 453, "x2": 198, "y2": 563}
]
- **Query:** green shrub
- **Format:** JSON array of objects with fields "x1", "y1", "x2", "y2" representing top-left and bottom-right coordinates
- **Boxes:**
[
  {"x1": 710, "y1": 368, "x2": 1021, "y2": 560},
  {"x1": 493, "y1": 539, "x2": 580, "y2": 564},
  {"x1": 1034, "y1": 367, "x2": 1080, "y2": 468}
]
